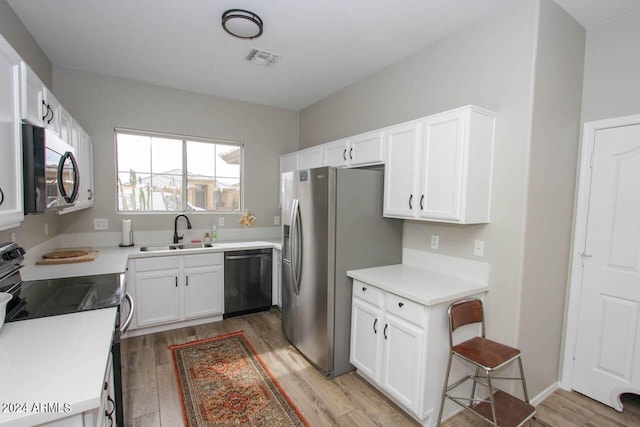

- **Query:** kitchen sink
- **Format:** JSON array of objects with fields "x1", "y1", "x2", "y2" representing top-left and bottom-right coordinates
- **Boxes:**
[{"x1": 140, "y1": 243, "x2": 215, "y2": 252}]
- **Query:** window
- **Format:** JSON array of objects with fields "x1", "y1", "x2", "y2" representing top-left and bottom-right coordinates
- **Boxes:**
[{"x1": 115, "y1": 129, "x2": 242, "y2": 212}]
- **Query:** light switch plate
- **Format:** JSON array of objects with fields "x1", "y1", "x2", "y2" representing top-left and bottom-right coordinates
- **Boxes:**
[
  {"x1": 274, "y1": 216, "x2": 280, "y2": 225},
  {"x1": 430, "y1": 235, "x2": 439, "y2": 249},
  {"x1": 474, "y1": 240, "x2": 485, "y2": 256}
]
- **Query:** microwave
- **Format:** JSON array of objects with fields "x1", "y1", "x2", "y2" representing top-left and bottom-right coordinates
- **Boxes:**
[{"x1": 22, "y1": 124, "x2": 79, "y2": 213}]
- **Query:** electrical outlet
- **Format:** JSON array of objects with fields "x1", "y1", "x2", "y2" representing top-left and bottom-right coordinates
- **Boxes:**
[
  {"x1": 474, "y1": 240, "x2": 485, "y2": 257},
  {"x1": 274, "y1": 216, "x2": 280, "y2": 225},
  {"x1": 94, "y1": 218, "x2": 108, "y2": 230},
  {"x1": 10, "y1": 233, "x2": 16, "y2": 243},
  {"x1": 430, "y1": 234, "x2": 439, "y2": 249},
  {"x1": 44, "y1": 223, "x2": 49, "y2": 236},
  {"x1": 218, "y1": 217, "x2": 225, "y2": 227}
]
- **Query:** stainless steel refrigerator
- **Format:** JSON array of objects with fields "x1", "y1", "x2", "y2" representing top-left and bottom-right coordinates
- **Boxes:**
[{"x1": 281, "y1": 166, "x2": 402, "y2": 378}]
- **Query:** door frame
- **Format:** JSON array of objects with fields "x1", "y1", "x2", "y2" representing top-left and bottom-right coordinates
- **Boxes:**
[{"x1": 561, "y1": 113, "x2": 640, "y2": 391}]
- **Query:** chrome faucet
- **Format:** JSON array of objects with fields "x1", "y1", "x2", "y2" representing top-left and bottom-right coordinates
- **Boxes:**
[{"x1": 173, "y1": 214, "x2": 192, "y2": 244}]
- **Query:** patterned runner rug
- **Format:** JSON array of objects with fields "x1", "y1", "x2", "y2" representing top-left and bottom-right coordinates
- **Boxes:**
[{"x1": 170, "y1": 331, "x2": 308, "y2": 426}]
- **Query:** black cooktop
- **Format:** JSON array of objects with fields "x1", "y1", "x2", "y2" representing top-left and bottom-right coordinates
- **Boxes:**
[{"x1": 6, "y1": 273, "x2": 124, "y2": 322}]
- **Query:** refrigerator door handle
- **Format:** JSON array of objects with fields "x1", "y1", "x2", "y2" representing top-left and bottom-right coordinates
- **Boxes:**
[{"x1": 290, "y1": 198, "x2": 301, "y2": 295}]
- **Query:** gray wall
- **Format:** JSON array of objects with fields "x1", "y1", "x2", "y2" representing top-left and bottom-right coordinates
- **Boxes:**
[
  {"x1": 581, "y1": 11, "x2": 640, "y2": 123},
  {"x1": 0, "y1": 0, "x2": 59, "y2": 248},
  {"x1": 53, "y1": 67, "x2": 299, "y2": 235},
  {"x1": 519, "y1": 0, "x2": 584, "y2": 396},
  {"x1": 299, "y1": 0, "x2": 585, "y2": 397},
  {"x1": 301, "y1": 0, "x2": 539, "y2": 350},
  {"x1": 0, "y1": 0, "x2": 50, "y2": 86}
]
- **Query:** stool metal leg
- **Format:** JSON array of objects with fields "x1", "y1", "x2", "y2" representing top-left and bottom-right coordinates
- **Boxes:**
[
  {"x1": 518, "y1": 357, "x2": 530, "y2": 402},
  {"x1": 437, "y1": 351, "x2": 454, "y2": 426},
  {"x1": 470, "y1": 366, "x2": 480, "y2": 408},
  {"x1": 485, "y1": 371, "x2": 498, "y2": 426}
]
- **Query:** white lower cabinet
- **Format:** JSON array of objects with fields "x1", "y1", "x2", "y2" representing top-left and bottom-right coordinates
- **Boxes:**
[
  {"x1": 183, "y1": 265, "x2": 223, "y2": 318},
  {"x1": 380, "y1": 314, "x2": 424, "y2": 412},
  {"x1": 350, "y1": 279, "x2": 454, "y2": 426},
  {"x1": 130, "y1": 253, "x2": 223, "y2": 331},
  {"x1": 350, "y1": 298, "x2": 383, "y2": 379},
  {"x1": 136, "y1": 268, "x2": 181, "y2": 326}
]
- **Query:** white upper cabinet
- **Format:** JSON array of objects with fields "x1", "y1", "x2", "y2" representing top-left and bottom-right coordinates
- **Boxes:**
[
  {"x1": 20, "y1": 62, "x2": 61, "y2": 136},
  {"x1": 322, "y1": 131, "x2": 385, "y2": 168},
  {"x1": 297, "y1": 146, "x2": 323, "y2": 170},
  {"x1": 280, "y1": 152, "x2": 299, "y2": 174},
  {"x1": 0, "y1": 36, "x2": 23, "y2": 231},
  {"x1": 349, "y1": 130, "x2": 385, "y2": 167},
  {"x1": 384, "y1": 106, "x2": 496, "y2": 224},
  {"x1": 322, "y1": 138, "x2": 349, "y2": 167},
  {"x1": 383, "y1": 121, "x2": 421, "y2": 218},
  {"x1": 19, "y1": 62, "x2": 45, "y2": 127}
]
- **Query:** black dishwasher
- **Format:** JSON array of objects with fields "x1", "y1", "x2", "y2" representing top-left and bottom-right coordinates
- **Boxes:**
[{"x1": 224, "y1": 248, "x2": 272, "y2": 318}]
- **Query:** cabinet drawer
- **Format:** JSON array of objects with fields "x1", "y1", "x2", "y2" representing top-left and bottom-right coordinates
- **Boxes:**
[
  {"x1": 135, "y1": 256, "x2": 179, "y2": 272},
  {"x1": 385, "y1": 293, "x2": 424, "y2": 325},
  {"x1": 353, "y1": 280, "x2": 382, "y2": 307},
  {"x1": 183, "y1": 252, "x2": 223, "y2": 268}
]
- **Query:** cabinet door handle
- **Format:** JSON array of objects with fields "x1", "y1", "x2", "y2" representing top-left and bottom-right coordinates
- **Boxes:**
[
  {"x1": 420, "y1": 195, "x2": 424, "y2": 210},
  {"x1": 409, "y1": 194, "x2": 413, "y2": 209},
  {"x1": 47, "y1": 105, "x2": 54, "y2": 124},
  {"x1": 175, "y1": 276, "x2": 178, "y2": 287},
  {"x1": 398, "y1": 302, "x2": 404, "y2": 308},
  {"x1": 349, "y1": 147, "x2": 353, "y2": 159},
  {"x1": 362, "y1": 286, "x2": 367, "y2": 292},
  {"x1": 41, "y1": 100, "x2": 49, "y2": 121},
  {"x1": 186, "y1": 276, "x2": 189, "y2": 286},
  {"x1": 88, "y1": 189, "x2": 93, "y2": 200},
  {"x1": 0, "y1": 187, "x2": 4, "y2": 207},
  {"x1": 373, "y1": 318, "x2": 377, "y2": 334},
  {"x1": 106, "y1": 395, "x2": 115, "y2": 417},
  {"x1": 383, "y1": 324, "x2": 388, "y2": 340},
  {"x1": 343, "y1": 149, "x2": 347, "y2": 161}
]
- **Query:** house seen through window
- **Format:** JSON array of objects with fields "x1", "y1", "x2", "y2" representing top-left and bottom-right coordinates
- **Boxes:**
[{"x1": 115, "y1": 129, "x2": 242, "y2": 212}]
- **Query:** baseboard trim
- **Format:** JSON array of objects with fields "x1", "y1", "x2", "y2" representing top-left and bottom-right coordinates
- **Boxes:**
[{"x1": 530, "y1": 381, "x2": 560, "y2": 406}]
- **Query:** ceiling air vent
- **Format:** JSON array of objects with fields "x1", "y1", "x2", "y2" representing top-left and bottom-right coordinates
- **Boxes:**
[{"x1": 246, "y1": 49, "x2": 281, "y2": 66}]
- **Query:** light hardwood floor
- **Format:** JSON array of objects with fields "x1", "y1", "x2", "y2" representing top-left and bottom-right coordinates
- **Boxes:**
[{"x1": 122, "y1": 310, "x2": 640, "y2": 426}]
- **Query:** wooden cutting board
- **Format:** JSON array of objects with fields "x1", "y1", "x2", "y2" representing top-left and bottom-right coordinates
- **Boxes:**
[{"x1": 36, "y1": 248, "x2": 100, "y2": 265}]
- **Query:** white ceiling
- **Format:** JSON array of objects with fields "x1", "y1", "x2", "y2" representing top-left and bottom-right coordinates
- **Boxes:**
[{"x1": 7, "y1": 0, "x2": 640, "y2": 111}]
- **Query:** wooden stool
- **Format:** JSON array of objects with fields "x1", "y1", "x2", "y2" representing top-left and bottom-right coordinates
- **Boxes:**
[{"x1": 436, "y1": 298, "x2": 535, "y2": 426}]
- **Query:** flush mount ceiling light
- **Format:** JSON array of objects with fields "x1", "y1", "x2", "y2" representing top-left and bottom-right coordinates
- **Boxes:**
[{"x1": 222, "y1": 9, "x2": 263, "y2": 39}]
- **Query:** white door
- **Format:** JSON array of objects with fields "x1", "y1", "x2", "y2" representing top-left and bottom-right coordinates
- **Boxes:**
[
  {"x1": 183, "y1": 266, "x2": 223, "y2": 319},
  {"x1": 572, "y1": 124, "x2": 640, "y2": 409}
]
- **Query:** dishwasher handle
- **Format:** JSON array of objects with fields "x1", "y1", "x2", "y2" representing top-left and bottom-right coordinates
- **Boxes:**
[{"x1": 225, "y1": 254, "x2": 271, "y2": 260}]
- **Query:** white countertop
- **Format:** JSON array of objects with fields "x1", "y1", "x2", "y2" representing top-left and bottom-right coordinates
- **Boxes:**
[
  {"x1": 347, "y1": 263, "x2": 489, "y2": 306},
  {"x1": 20, "y1": 239, "x2": 282, "y2": 281},
  {"x1": 0, "y1": 308, "x2": 117, "y2": 426}
]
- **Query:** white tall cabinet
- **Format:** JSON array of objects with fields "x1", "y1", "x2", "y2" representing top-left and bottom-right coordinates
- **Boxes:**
[{"x1": 0, "y1": 35, "x2": 23, "y2": 231}]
